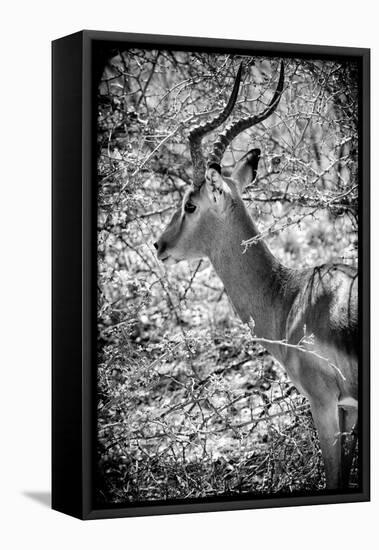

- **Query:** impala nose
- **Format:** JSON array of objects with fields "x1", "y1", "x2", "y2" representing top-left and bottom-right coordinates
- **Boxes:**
[{"x1": 154, "y1": 239, "x2": 167, "y2": 258}]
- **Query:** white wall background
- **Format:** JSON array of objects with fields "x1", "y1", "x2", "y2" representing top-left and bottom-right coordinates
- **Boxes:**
[{"x1": 1, "y1": 1, "x2": 376, "y2": 548}]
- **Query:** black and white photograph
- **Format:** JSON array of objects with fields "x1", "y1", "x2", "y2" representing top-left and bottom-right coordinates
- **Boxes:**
[
  {"x1": 95, "y1": 44, "x2": 364, "y2": 506},
  {"x1": 3, "y1": 0, "x2": 378, "y2": 543}
]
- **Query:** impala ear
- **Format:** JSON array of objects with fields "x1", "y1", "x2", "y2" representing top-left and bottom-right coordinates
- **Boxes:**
[
  {"x1": 204, "y1": 166, "x2": 229, "y2": 206},
  {"x1": 205, "y1": 166, "x2": 224, "y2": 189},
  {"x1": 208, "y1": 162, "x2": 222, "y2": 174},
  {"x1": 231, "y1": 148, "x2": 261, "y2": 192}
]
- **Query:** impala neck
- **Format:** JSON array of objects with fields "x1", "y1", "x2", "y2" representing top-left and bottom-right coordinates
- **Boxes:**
[{"x1": 208, "y1": 202, "x2": 295, "y2": 343}]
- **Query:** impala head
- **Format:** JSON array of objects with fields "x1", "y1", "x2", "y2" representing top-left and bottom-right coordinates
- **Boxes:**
[{"x1": 154, "y1": 61, "x2": 284, "y2": 265}]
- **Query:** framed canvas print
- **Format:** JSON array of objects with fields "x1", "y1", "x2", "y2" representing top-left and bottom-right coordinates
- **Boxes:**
[{"x1": 52, "y1": 30, "x2": 370, "y2": 519}]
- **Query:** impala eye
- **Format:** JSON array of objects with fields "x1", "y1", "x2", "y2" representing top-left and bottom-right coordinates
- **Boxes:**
[{"x1": 184, "y1": 202, "x2": 196, "y2": 214}]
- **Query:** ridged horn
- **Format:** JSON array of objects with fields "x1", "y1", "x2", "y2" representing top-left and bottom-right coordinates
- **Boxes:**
[
  {"x1": 208, "y1": 61, "x2": 284, "y2": 166},
  {"x1": 189, "y1": 63, "x2": 243, "y2": 188}
]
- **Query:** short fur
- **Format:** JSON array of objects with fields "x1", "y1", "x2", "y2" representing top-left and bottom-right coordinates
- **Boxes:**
[{"x1": 156, "y1": 149, "x2": 358, "y2": 489}]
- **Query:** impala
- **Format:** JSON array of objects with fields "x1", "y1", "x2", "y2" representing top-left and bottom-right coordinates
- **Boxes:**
[{"x1": 154, "y1": 61, "x2": 358, "y2": 490}]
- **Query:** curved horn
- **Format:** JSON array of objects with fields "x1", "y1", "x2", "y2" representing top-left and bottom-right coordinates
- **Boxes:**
[
  {"x1": 209, "y1": 61, "x2": 285, "y2": 166},
  {"x1": 189, "y1": 63, "x2": 243, "y2": 188}
]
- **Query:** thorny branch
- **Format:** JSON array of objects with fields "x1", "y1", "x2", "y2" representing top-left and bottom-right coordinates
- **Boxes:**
[{"x1": 96, "y1": 51, "x2": 359, "y2": 502}]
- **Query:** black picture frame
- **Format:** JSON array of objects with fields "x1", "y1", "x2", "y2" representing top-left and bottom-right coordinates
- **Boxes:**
[{"x1": 52, "y1": 30, "x2": 370, "y2": 520}]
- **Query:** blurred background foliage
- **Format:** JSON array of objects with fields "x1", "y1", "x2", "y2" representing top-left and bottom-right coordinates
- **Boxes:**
[{"x1": 96, "y1": 49, "x2": 358, "y2": 504}]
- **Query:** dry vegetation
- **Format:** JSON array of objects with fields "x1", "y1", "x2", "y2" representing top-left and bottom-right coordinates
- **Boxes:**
[{"x1": 95, "y1": 49, "x2": 358, "y2": 505}]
